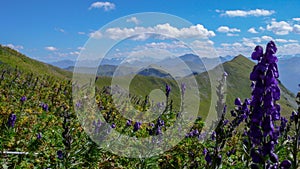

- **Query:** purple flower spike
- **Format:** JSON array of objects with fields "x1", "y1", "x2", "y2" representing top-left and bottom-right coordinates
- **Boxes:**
[
  {"x1": 165, "y1": 84, "x2": 171, "y2": 97},
  {"x1": 234, "y1": 98, "x2": 242, "y2": 106},
  {"x1": 37, "y1": 132, "x2": 42, "y2": 140},
  {"x1": 7, "y1": 113, "x2": 17, "y2": 128},
  {"x1": 126, "y1": 120, "x2": 132, "y2": 126},
  {"x1": 20, "y1": 96, "x2": 27, "y2": 102},
  {"x1": 57, "y1": 150, "x2": 63, "y2": 159},
  {"x1": 40, "y1": 103, "x2": 49, "y2": 111},
  {"x1": 205, "y1": 153, "x2": 212, "y2": 165},
  {"x1": 133, "y1": 121, "x2": 142, "y2": 132},
  {"x1": 280, "y1": 160, "x2": 292, "y2": 169},
  {"x1": 181, "y1": 83, "x2": 186, "y2": 96},
  {"x1": 251, "y1": 45, "x2": 263, "y2": 60}
]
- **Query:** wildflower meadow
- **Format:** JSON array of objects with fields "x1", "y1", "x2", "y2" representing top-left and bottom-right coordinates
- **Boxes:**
[{"x1": 0, "y1": 40, "x2": 299, "y2": 169}]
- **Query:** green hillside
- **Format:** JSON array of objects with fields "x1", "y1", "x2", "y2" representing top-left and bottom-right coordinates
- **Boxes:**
[
  {"x1": 0, "y1": 45, "x2": 71, "y2": 79},
  {"x1": 0, "y1": 46, "x2": 295, "y2": 119},
  {"x1": 95, "y1": 55, "x2": 296, "y2": 119}
]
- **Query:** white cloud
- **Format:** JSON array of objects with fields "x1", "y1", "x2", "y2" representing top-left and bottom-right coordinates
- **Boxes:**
[
  {"x1": 55, "y1": 27, "x2": 65, "y2": 33},
  {"x1": 105, "y1": 23, "x2": 215, "y2": 40},
  {"x1": 278, "y1": 43, "x2": 300, "y2": 55},
  {"x1": 248, "y1": 27, "x2": 258, "y2": 34},
  {"x1": 89, "y1": 1, "x2": 115, "y2": 11},
  {"x1": 70, "y1": 51, "x2": 80, "y2": 56},
  {"x1": 275, "y1": 39, "x2": 288, "y2": 43},
  {"x1": 221, "y1": 9, "x2": 275, "y2": 17},
  {"x1": 216, "y1": 42, "x2": 253, "y2": 57},
  {"x1": 126, "y1": 17, "x2": 140, "y2": 25},
  {"x1": 261, "y1": 35, "x2": 273, "y2": 41},
  {"x1": 266, "y1": 20, "x2": 293, "y2": 35},
  {"x1": 54, "y1": 52, "x2": 68, "y2": 57},
  {"x1": 45, "y1": 46, "x2": 57, "y2": 51},
  {"x1": 4, "y1": 44, "x2": 24, "y2": 51},
  {"x1": 89, "y1": 30, "x2": 103, "y2": 39},
  {"x1": 77, "y1": 46, "x2": 86, "y2": 50},
  {"x1": 293, "y1": 18, "x2": 300, "y2": 22},
  {"x1": 190, "y1": 40, "x2": 217, "y2": 57},
  {"x1": 217, "y1": 26, "x2": 240, "y2": 33},
  {"x1": 227, "y1": 33, "x2": 239, "y2": 37},
  {"x1": 259, "y1": 26, "x2": 265, "y2": 31},
  {"x1": 144, "y1": 41, "x2": 188, "y2": 50},
  {"x1": 78, "y1": 32, "x2": 85, "y2": 35},
  {"x1": 293, "y1": 24, "x2": 300, "y2": 34}
]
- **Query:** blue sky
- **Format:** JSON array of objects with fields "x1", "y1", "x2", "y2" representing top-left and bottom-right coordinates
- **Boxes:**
[{"x1": 1, "y1": 0, "x2": 300, "y2": 62}]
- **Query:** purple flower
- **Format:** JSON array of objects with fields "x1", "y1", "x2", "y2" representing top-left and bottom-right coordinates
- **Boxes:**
[
  {"x1": 7, "y1": 113, "x2": 16, "y2": 128},
  {"x1": 280, "y1": 117, "x2": 288, "y2": 133},
  {"x1": 248, "y1": 41, "x2": 282, "y2": 166},
  {"x1": 126, "y1": 120, "x2": 132, "y2": 126},
  {"x1": 234, "y1": 98, "x2": 242, "y2": 106},
  {"x1": 157, "y1": 118, "x2": 164, "y2": 127},
  {"x1": 133, "y1": 121, "x2": 142, "y2": 132},
  {"x1": 290, "y1": 111, "x2": 297, "y2": 122},
  {"x1": 181, "y1": 83, "x2": 186, "y2": 96},
  {"x1": 193, "y1": 129, "x2": 199, "y2": 136},
  {"x1": 280, "y1": 160, "x2": 292, "y2": 169},
  {"x1": 270, "y1": 152, "x2": 279, "y2": 163},
  {"x1": 57, "y1": 150, "x2": 63, "y2": 159},
  {"x1": 37, "y1": 132, "x2": 42, "y2": 140},
  {"x1": 20, "y1": 96, "x2": 27, "y2": 102},
  {"x1": 251, "y1": 45, "x2": 263, "y2": 60},
  {"x1": 205, "y1": 152, "x2": 212, "y2": 165},
  {"x1": 251, "y1": 149, "x2": 263, "y2": 163},
  {"x1": 40, "y1": 103, "x2": 48, "y2": 111},
  {"x1": 156, "y1": 127, "x2": 162, "y2": 135},
  {"x1": 111, "y1": 123, "x2": 116, "y2": 129},
  {"x1": 211, "y1": 131, "x2": 216, "y2": 141},
  {"x1": 165, "y1": 84, "x2": 171, "y2": 97}
]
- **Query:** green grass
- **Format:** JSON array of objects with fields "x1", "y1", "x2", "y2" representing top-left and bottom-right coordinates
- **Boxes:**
[{"x1": 0, "y1": 45, "x2": 71, "y2": 79}]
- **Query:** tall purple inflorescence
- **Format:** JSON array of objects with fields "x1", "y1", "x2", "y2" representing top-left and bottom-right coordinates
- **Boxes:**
[
  {"x1": 248, "y1": 41, "x2": 288, "y2": 168},
  {"x1": 7, "y1": 113, "x2": 17, "y2": 128}
]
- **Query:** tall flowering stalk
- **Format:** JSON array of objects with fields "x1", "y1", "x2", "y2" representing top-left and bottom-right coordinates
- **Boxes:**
[
  {"x1": 290, "y1": 91, "x2": 300, "y2": 168},
  {"x1": 247, "y1": 41, "x2": 289, "y2": 168}
]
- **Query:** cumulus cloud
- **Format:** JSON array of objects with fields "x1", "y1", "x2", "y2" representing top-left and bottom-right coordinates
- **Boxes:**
[
  {"x1": 293, "y1": 24, "x2": 300, "y2": 34},
  {"x1": 4, "y1": 44, "x2": 24, "y2": 51},
  {"x1": 45, "y1": 46, "x2": 57, "y2": 51},
  {"x1": 70, "y1": 51, "x2": 80, "y2": 56},
  {"x1": 227, "y1": 33, "x2": 239, "y2": 37},
  {"x1": 89, "y1": 1, "x2": 115, "y2": 11},
  {"x1": 144, "y1": 41, "x2": 189, "y2": 50},
  {"x1": 277, "y1": 43, "x2": 300, "y2": 55},
  {"x1": 248, "y1": 27, "x2": 258, "y2": 34},
  {"x1": 217, "y1": 26, "x2": 240, "y2": 33},
  {"x1": 221, "y1": 9, "x2": 275, "y2": 17},
  {"x1": 293, "y1": 18, "x2": 300, "y2": 22},
  {"x1": 126, "y1": 17, "x2": 140, "y2": 25},
  {"x1": 266, "y1": 20, "x2": 293, "y2": 35},
  {"x1": 105, "y1": 23, "x2": 215, "y2": 40},
  {"x1": 89, "y1": 30, "x2": 103, "y2": 39},
  {"x1": 259, "y1": 26, "x2": 265, "y2": 31}
]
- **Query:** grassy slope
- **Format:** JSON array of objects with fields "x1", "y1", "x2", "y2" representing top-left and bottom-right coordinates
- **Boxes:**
[
  {"x1": 96, "y1": 55, "x2": 297, "y2": 119},
  {"x1": 0, "y1": 46, "x2": 296, "y2": 118},
  {"x1": 214, "y1": 55, "x2": 295, "y2": 118},
  {"x1": 0, "y1": 45, "x2": 71, "y2": 79}
]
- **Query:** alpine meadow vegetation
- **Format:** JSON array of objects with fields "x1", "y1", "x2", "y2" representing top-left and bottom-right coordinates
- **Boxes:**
[{"x1": 0, "y1": 41, "x2": 299, "y2": 168}]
